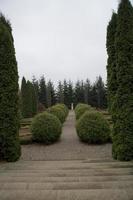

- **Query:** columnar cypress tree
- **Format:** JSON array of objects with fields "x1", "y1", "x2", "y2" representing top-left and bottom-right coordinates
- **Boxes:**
[
  {"x1": 106, "y1": 12, "x2": 117, "y2": 113},
  {"x1": 21, "y1": 77, "x2": 27, "y2": 118},
  {"x1": 31, "y1": 83, "x2": 37, "y2": 116},
  {"x1": 112, "y1": 0, "x2": 133, "y2": 161},
  {"x1": 26, "y1": 81, "x2": 34, "y2": 117},
  {"x1": 0, "y1": 14, "x2": 21, "y2": 161}
]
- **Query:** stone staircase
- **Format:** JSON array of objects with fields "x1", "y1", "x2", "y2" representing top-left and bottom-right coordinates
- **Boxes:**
[{"x1": 0, "y1": 159, "x2": 133, "y2": 200}]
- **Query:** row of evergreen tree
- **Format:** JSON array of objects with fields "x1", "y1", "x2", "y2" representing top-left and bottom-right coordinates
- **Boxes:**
[
  {"x1": 106, "y1": 0, "x2": 133, "y2": 160},
  {"x1": 0, "y1": 14, "x2": 21, "y2": 161},
  {"x1": 20, "y1": 76, "x2": 107, "y2": 118}
]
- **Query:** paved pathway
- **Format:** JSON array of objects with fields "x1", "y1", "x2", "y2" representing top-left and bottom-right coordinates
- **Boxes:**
[
  {"x1": 21, "y1": 111, "x2": 112, "y2": 161},
  {"x1": 0, "y1": 111, "x2": 133, "y2": 200}
]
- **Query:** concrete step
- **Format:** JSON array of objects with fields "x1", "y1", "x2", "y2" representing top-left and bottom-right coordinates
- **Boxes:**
[
  {"x1": 0, "y1": 171, "x2": 132, "y2": 177},
  {"x1": 0, "y1": 175, "x2": 133, "y2": 183},
  {"x1": 0, "y1": 189, "x2": 132, "y2": 200},
  {"x1": 0, "y1": 180, "x2": 132, "y2": 190},
  {"x1": 0, "y1": 160, "x2": 132, "y2": 199}
]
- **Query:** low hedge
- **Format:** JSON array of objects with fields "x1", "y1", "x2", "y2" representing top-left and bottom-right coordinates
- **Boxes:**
[
  {"x1": 76, "y1": 111, "x2": 110, "y2": 144},
  {"x1": 31, "y1": 112, "x2": 62, "y2": 144},
  {"x1": 75, "y1": 103, "x2": 94, "y2": 120}
]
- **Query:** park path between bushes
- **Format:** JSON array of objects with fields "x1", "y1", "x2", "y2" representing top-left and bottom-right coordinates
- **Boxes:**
[
  {"x1": 0, "y1": 111, "x2": 133, "y2": 200},
  {"x1": 21, "y1": 111, "x2": 112, "y2": 161}
]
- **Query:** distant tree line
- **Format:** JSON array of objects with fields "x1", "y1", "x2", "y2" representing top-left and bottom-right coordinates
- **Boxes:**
[{"x1": 20, "y1": 75, "x2": 107, "y2": 118}]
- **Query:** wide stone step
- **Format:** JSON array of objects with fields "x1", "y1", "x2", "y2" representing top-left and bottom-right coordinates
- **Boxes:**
[
  {"x1": 0, "y1": 180, "x2": 133, "y2": 190},
  {"x1": 0, "y1": 169, "x2": 132, "y2": 177},
  {"x1": 1, "y1": 163, "x2": 133, "y2": 170},
  {"x1": 0, "y1": 189, "x2": 132, "y2": 200},
  {"x1": 1, "y1": 160, "x2": 133, "y2": 171},
  {"x1": 0, "y1": 175, "x2": 133, "y2": 183}
]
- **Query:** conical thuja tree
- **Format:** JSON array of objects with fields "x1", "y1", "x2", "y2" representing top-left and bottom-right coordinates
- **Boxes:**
[
  {"x1": 112, "y1": 0, "x2": 133, "y2": 160},
  {"x1": 0, "y1": 14, "x2": 21, "y2": 161},
  {"x1": 106, "y1": 12, "x2": 117, "y2": 113},
  {"x1": 21, "y1": 77, "x2": 27, "y2": 118}
]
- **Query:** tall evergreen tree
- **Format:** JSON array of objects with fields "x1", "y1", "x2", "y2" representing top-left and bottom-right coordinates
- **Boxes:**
[
  {"x1": 25, "y1": 81, "x2": 33, "y2": 118},
  {"x1": 21, "y1": 78, "x2": 37, "y2": 118},
  {"x1": 106, "y1": 12, "x2": 117, "y2": 112},
  {"x1": 89, "y1": 84, "x2": 97, "y2": 107},
  {"x1": 74, "y1": 80, "x2": 85, "y2": 106},
  {"x1": 46, "y1": 81, "x2": 52, "y2": 107},
  {"x1": 30, "y1": 82, "x2": 37, "y2": 116},
  {"x1": 84, "y1": 79, "x2": 91, "y2": 105},
  {"x1": 32, "y1": 76, "x2": 39, "y2": 104},
  {"x1": 63, "y1": 80, "x2": 69, "y2": 107},
  {"x1": 95, "y1": 76, "x2": 107, "y2": 109},
  {"x1": 112, "y1": 0, "x2": 133, "y2": 160},
  {"x1": 57, "y1": 81, "x2": 64, "y2": 103},
  {"x1": 21, "y1": 77, "x2": 27, "y2": 118},
  {"x1": 50, "y1": 81, "x2": 56, "y2": 106},
  {"x1": 39, "y1": 75, "x2": 47, "y2": 107},
  {"x1": 67, "y1": 80, "x2": 74, "y2": 109},
  {"x1": 0, "y1": 14, "x2": 21, "y2": 161}
]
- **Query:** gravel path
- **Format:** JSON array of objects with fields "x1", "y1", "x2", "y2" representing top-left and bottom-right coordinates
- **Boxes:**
[{"x1": 21, "y1": 111, "x2": 112, "y2": 161}]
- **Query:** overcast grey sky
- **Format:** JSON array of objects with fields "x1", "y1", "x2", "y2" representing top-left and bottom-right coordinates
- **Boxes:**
[{"x1": 1, "y1": 0, "x2": 123, "y2": 84}]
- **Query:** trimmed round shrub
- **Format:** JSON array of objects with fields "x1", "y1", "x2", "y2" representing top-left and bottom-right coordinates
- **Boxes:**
[
  {"x1": 47, "y1": 106, "x2": 66, "y2": 123},
  {"x1": 76, "y1": 111, "x2": 110, "y2": 144},
  {"x1": 31, "y1": 112, "x2": 62, "y2": 144},
  {"x1": 75, "y1": 103, "x2": 94, "y2": 120},
  {"x1": 55, "y1": 104, "x2": 69, "y2": 117}
]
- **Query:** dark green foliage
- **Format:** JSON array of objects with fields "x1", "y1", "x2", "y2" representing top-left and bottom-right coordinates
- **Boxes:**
[
  {"x1": 84, "y1": 79, "x2": 91, "y2": 105},
  {"x1": 26, "y1": 81, "x2": 35, "y2": 117},
  {"x1": 63, "y1": 80, "x2": 69, "y2": 107},
  {"x1": 74, "y1": 80, "x2": 85, "y2": 106},
  {"x1": 75, "y1": 103, "x2": 94, "y2": 120},
  {"x1": 0, "y1": 14, "x2": 21, "y2": 161},
  {"x1": 31, "y1": 112, "x2": 62, "y2": 144},
  {"x1": 111, "y1": 0, "x2": 133, "y2": 161},
  {"x1": 67, "y1": 81, "x2": 74, "y2": 109},
  {"x1": 21, "y1": 77, "x2": 27, "y2": 118},
  {"x1": 21, "y1": 78, "x2": 37, "y2": 118},
  {"x1": 55, "y1": 104, "x2": 69, "y2": 118},
  {"x1": 56, "y1": 81, "x2": 64, "y2": 104},
  {"x1": 106, "y1": 12, "x2": 117, "y2": 113},
  {"x1": 76, "y1": 111, "x2": 110, "y2": 144},
  {"x1": 31, "y1": 82, "x2": 38, "y2": 116},
  {"x1": 32, "y1": 76, "x2": 39, "y2": 105},
  {"x1": 46, "y1": 80, "x2": 56, "y2": 107},
  {"x1": 95, "y1": 76, "x2": 107, "y2": 109},
  {"x1": 39, "y1": 75, "x2": 47, "y2": 107},
  {"x1": 47, "y1": 105, "x2": 66, "y2": 123}
]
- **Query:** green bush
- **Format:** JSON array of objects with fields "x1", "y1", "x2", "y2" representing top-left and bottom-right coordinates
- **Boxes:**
[
  {"x1": 75, "y1": 103, "x2": 94, "y2": 120},
  {"x1": 76, "y1": 111, "x2": 110, "y2": 144},
  {"x1": 47, "y1": 106, "x2": 66, "y2": 123},
  {"x1": 55, "y1": 104, "x2": 69, "y2": 117},
  {"x1": 31, "y1": 112, "x2": 62, "y2": 144}
]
